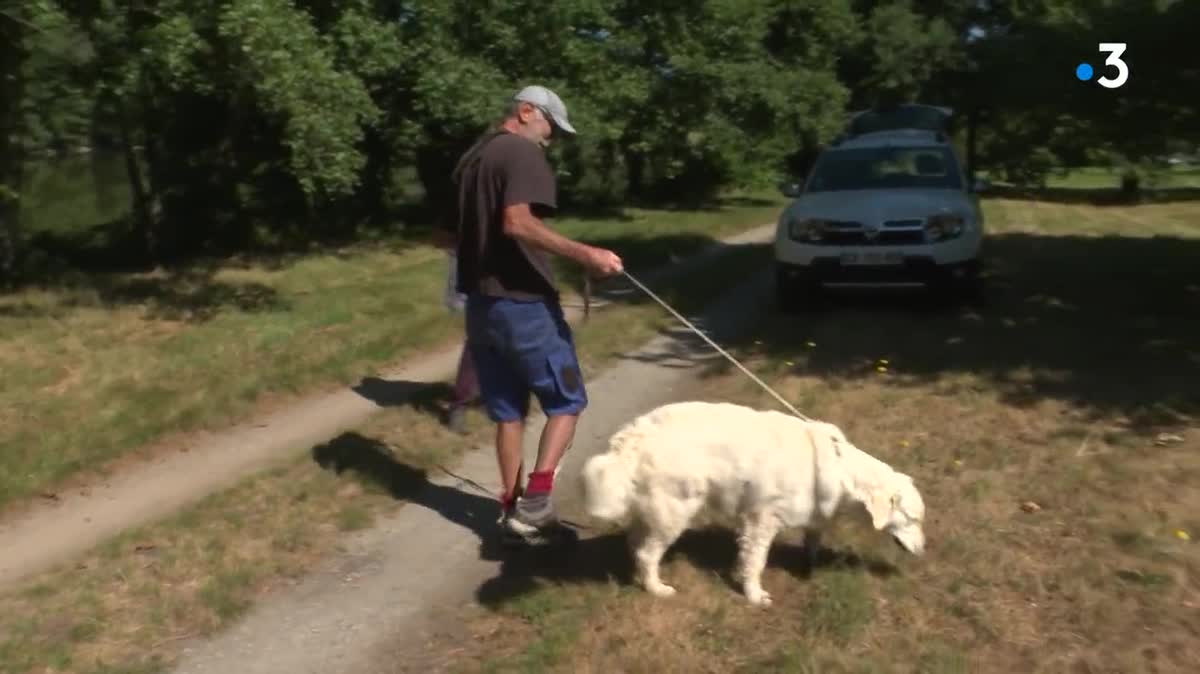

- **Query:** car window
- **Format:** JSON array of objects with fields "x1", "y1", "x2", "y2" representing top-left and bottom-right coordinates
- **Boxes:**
[{"x1": 805, "y1": 146, "x2": 963, "y2": 192}]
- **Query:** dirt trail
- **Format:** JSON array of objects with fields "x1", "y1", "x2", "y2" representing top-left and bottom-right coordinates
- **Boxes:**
[
  {"x1": 0, "y1": 224, "x2": 774, "y2": 591},
  {"x1": 168, "y1": 243, "x2": 774, "y2": 674}
]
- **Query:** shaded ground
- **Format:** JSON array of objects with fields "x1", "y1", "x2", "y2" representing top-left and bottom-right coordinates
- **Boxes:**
[
  {"x1": 155, "y1": 243, "x2": 775, "y2": 674},
  {"x1": 744, "y1": 229, "x2": 1200, "y2": 428},
  {"x1": 983, "y1": 184, "x2": 1200, "y2": 206}
]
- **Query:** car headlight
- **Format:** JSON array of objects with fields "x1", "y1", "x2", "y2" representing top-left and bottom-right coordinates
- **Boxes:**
[
  {"x1": 788, "y1": 218, "x2": 827, "y2": 243},
  {"x1": 925, "y1": 214, "x2": 967, "y2": 242}
]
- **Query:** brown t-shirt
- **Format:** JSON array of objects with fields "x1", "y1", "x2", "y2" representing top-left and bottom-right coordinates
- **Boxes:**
[{"x1": 442, "y1": 131, "x2": 559, "y2": 301}]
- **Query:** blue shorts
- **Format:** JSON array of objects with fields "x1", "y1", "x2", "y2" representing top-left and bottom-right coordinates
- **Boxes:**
[{"x1": 464, "y1": 295, "x2": 588, "y2": 422}]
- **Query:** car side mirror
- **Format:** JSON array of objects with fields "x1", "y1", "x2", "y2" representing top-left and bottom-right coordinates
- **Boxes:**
[
  {"x1": 971, "y1": 176, "x2": 991, "y2": 193},
  {"x1": 779, "y1": 181, "x2": 803, "y2": 198}
]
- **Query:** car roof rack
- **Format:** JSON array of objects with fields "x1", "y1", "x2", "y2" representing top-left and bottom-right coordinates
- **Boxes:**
[
  {"x1": 840, "y1": 103, "x2": 954, "y2": 139},
  {"x1": 830, "y1": 127, "x2": 947, "y2": 147}
]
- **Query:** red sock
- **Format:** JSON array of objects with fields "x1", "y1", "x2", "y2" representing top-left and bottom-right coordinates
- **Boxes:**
[
  {"x1": 525, "y1": 470, "x2": 554, "y2": 496},
  {"x1": 500, "y1": 490, "x2": 518, "y2": 511}
]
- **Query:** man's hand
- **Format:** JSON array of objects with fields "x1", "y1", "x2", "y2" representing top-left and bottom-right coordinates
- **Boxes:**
[{"x1": 584, "y1": 247, "x2": 623, "y2": 278}]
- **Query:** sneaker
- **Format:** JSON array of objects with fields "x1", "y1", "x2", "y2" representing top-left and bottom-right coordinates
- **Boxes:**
[
  {"x1": 496, "y1": 486, "x2": 522, "y2": 526},
  {"x1": 502, "y1": 491, "x2": 558, "y2": 536}
]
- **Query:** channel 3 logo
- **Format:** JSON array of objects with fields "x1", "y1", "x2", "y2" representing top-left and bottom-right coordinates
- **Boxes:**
[{"x1": 1075, "y1": 43, "x2": 1128, "y2": 89}]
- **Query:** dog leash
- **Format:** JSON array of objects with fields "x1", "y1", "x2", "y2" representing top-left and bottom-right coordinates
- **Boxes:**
[
  {"x1": 620, "y1": 268, "x2": 826, "y2": 518},
  {"x1": 619, "y1": 269, "x2": 813, "y2": 423}
]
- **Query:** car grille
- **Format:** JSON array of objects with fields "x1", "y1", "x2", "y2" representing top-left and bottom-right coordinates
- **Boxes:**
[
  {"x1": 884, "y1": 218, "x2": 924, "y2": 228},
  {"x1": 819, "y1": 229, "x2": 925, "y2": 246}
]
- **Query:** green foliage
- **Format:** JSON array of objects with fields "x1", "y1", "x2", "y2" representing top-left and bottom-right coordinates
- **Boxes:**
[
  {"x1": 609, "y1": 0, "x2": 852, "y2": 201},
  {"x1": 325, "y1": 3, "x2": 407, "y2": 82},
  {"x1": 965, "y1": 0, "x2": 1197, "y2": 179},
  {"x1": 4, "y1": 0, "x2": 1195, "y2": 267},
  {"x1": 217, "y1": 0, "x2": 379, "y2": 200},
  {"x1": 19, "y1": 0, "x2": 94, "y2": 152},
  {"x1": 141, "y1": 13, "x2": 209, "y2": 95},
  {"x1": 861, "y1": 1, "x2": 961, "y2": 99}
]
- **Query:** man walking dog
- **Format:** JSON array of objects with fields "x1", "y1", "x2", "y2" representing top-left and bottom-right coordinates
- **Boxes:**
[{"x1": 438, "y1": 85, "x2": 623, "y2": 544}]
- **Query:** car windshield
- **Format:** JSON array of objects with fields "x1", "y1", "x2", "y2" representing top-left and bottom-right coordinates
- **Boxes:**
[{"x1": 805, "y1": 146, "x2": 962, "y2": 192}]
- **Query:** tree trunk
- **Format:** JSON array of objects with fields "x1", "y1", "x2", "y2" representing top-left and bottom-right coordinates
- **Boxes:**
[
  {"x1": 124, "y1": 1, "x2": 163, "y2": 265},
  {"x1": 117, "y1": 101, "x2": 157, "y2": 266},
  {"x1": 1120, "y1": 172, "x2": 1141, "y2": 202},
  {"x1": 625, "y1": 149, "x2": 645, "y2": 202},
  {"x1": 966, "y1": 106, "x2": 979, "y2": 186},
  {"x1": 0, "y1": 9, "x2": 27, "y2": 285},
  {"x1": 358, "y1": 126, "x2": 391, "y2": 219},
  {"x1": 137, "y1": 78, "x2": 170, "y2": 256},
  {"x1": 415, "y1": 141, "x2": 454, "y2": 219}
]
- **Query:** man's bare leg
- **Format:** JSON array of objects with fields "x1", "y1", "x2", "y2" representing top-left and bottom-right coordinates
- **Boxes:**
[
  {"x1": 496, "y1": 420, "x2": 525, "y2": 507},
  {"x1": 504, "y1": 413, "x2": 580, "y2": 534},
  {"x1": 533, "y1": 413, "x2": 579, "y2": 473}
]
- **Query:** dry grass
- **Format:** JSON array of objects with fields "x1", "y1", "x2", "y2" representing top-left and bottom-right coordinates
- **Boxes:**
[
  {"x1": 440, "y1": 195, "x2": 1200, "y2": 674},
  {"x1": 0, "y1": 227, "x2": 775, "y2": 674},
  {"x1": 0, "y1": 193, "x2": 784, "y2": 512}
]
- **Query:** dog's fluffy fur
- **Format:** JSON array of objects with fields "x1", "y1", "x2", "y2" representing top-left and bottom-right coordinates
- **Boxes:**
[{"x1": 579, "y1": 401, "x2": 926, "y2": 605}]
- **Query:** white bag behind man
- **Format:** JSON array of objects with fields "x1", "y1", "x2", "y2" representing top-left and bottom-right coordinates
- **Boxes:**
[{"x1": 443, "y1": 252, "x2": 467, "y2": 313}]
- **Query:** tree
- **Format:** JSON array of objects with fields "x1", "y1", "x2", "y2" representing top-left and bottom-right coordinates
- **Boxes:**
[
  {"x1": 1, "y1": 2, "x2": 32, "y2": 281},
  {"x1": 607, "y1": 0, "x2": 853, "y2": 202},
  {"x1": 960, "y1": 0, "x2": 1199, "y2": 192},
  {"x1": 47, "y1": 0, "x2": 392, "y2": 257}
]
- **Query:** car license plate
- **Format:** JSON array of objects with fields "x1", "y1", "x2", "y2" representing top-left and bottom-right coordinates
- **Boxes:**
[{"x1": 840, "y1": 251, "x2": 903, "y2": 266}]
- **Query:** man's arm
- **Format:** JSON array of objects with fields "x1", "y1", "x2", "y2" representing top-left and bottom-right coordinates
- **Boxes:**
[
  {"x1": 500, "y1": 143, "x2": 623, "y2": 276},
  {"x1": 502, "y1": 203, "x2": 594, "y2": 266}
]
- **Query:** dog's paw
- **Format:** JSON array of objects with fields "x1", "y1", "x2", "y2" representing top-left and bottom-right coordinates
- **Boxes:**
[
  {"x1": 646, "y1": 582, "x2": 677, "y2": 598},
  {"x1": 744, "y1": 588, "x2": 772, "y2": 606}
]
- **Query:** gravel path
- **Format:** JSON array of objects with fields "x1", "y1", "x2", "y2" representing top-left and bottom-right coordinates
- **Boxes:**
[
  {"x1": 168, "y1": 235, "x2": 775, "y2": 674},
  {"x1": 0, "y1": 224, "x2": 773, "y2": 592}
]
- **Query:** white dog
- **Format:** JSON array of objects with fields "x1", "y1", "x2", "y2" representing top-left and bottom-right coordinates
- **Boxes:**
[{"x1": 578, "y1": 401, "x2": 925, "y2": 605}]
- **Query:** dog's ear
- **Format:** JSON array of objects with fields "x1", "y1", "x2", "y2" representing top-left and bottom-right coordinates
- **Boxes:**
[{"x1": 865, "y1": 488, "x2": 895, "y2": 530}]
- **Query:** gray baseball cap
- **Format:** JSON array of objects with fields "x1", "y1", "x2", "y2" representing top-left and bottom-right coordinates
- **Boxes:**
[{"x1": 513, "y1": 85, "x2": 576, "y2": 135}]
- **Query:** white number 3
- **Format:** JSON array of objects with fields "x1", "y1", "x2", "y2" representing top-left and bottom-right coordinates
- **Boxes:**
[{"x1": 1097, "y1": 43, "x2": 1129, "y2": 89}]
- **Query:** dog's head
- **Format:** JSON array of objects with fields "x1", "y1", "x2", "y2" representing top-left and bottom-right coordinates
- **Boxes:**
[
  {"x1": 806, "y1": 420, "x2": 926, "y2": 555},
  {"x1": 864, "y1": 473, "x2": 926, "y2": 556}
]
